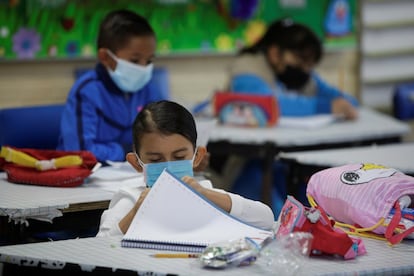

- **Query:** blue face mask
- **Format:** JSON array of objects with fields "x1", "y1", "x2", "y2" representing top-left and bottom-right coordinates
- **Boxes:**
[
  {"x1": 136, "y1": 152, "x2": 196, "y2": 187},
  {"x1": 107, "y1": 50, "x2": 153, "y2": 93}
]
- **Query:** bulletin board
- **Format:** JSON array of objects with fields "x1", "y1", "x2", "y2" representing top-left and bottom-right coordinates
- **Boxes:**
[{"x1": 0, "y1": 0, "x2": 357, "y2": 60}]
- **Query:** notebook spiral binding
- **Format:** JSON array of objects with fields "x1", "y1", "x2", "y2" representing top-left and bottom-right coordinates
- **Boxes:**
[{"x1": 121, "y1": 240, "x2": 206, "y2": 253}]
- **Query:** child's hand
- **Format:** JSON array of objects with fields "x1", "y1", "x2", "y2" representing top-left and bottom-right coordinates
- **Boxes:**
[
  {"x1": 120, "y1": 187, "x2": 151, "y2": 234},
  {"x1": 182, "y1": 175, "x2": 232, "y2": 212},
  {"x1": 134, "y1": 187, "x2": 151, "y2": 210},
  {"x1": 331, "y1": 98, "x2": 358, "y2": 120},
  {"x1": 182, "y1": 175, "x2": 205, "y2": 194}
]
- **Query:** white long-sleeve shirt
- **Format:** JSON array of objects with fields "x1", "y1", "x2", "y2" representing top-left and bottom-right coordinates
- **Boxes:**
[{"x1": 96, "y1": 179, "x2": 275, "y2": 237}]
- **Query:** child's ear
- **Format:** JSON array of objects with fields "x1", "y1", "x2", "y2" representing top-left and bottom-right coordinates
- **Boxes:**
[
  {"x1": 126, "y1": 152, "x2": 143, "y2": 173},
  {"x1": 97, "y1": 48, "x2": 115, "y2": 70},
  {"x1": 193, "y1": 146, "x2": 207, "y2": 168}
]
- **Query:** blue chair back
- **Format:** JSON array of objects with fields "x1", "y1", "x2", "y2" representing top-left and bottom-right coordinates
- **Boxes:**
[
  {"x1": 0, "y1": 104, "x2": 64, "y2": 149},
  {"x1": 393, "y1": 82, "x2": 414, "y2": 120},
  {"x1": 150, "y1": 67, "x2": 170, "y2": 100}
]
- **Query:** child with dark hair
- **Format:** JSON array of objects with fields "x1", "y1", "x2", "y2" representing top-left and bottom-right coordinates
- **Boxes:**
[
  {"x1": 96, "y1": 100, "x2": 275, "y2": 237},
  {"x1": 208, "y1": 19, "x2": 359, "y2": 215},
  {"x1": 229, "y1": 18, "x2": 358, "y2": 119},
  {"x1": 57, "y1": 9, "x2": 168, "y2": 163}
]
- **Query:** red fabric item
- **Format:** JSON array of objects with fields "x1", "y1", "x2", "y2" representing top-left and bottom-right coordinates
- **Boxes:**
[
  {"x1": 298, "y1": 206, "x2": 355, "y2": 257},
  {"x1": 213, "y1": 91, "x2": 279, "y2": 126},
  {"x1": 276, "y1": 196, "x2": 365, "y2": 259},
  {"x1": 0, "y1": 147, "x2": 97, "y2": 187}
]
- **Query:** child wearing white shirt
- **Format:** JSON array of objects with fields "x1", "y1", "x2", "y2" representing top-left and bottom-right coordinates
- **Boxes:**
[{"x1": 97, "y1": 100, "x2": 275, "y2": 237}]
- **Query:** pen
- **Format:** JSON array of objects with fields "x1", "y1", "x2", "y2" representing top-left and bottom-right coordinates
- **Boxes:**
[{"x1": 151, "y1": 253, "x2": 200, "y2": 258}]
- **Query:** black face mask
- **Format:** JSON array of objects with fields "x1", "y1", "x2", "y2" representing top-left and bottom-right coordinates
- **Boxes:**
[{"x1": 277, "y1": 65, "x2": 310, "y2": 90}]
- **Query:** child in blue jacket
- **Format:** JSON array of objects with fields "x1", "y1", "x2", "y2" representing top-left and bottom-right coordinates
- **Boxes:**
[
  {"x1": 228, "y1": 18, "x2": 358, "y2": 119},
  {"x1": 209, "y1": 18, "x2": 359, "y2": 216},
  {"x1": 58, "y1": 10, "x2": 168, "y2": 163}
]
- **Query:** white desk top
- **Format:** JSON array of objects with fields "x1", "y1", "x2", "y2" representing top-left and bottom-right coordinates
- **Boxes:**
[
  {"x1": 0, "y1": 235, "x2": 413, "y2": 275},
  {"x1": 279, "y1": 142, "x2": 414, "y2": 174},
  {"x1": 0, "y1": 164, "x2": 143, "y2": 223},
  {"x1": 208, "y1": 107, "x2": 410, "y2": 147}
]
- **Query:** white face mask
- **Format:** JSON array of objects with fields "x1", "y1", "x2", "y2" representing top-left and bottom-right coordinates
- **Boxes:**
[{"x1": 106, "y1": 50, "x2": 153, "y2": 93}]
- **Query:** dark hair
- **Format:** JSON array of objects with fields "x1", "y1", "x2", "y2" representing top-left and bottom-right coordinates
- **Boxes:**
[
  {"x1": 97, "y1": 9, "x2": 155, "y2": 52},
  {"x1": 132, "y1": 100, "x2": 197, "y2": 154},
  {"x1": 240, "y1": 18, "x2": 322, "y2": 64}
]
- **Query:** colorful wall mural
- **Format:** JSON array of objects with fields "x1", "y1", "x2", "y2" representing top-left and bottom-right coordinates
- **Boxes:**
[{"x1": 0, "y1": 0, "x2": 357, "y2": 60}]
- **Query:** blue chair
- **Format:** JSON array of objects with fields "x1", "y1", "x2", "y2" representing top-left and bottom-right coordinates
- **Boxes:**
[
  {"x1": 0, "y1": 67, "x2": 170, "y2": 150},
  {"x1": 0, "y1": 104, "x2": 64, "y2": 149},
  {"x1": 393, "y1": 82, "x2": 414, "y2": 120},
  {"x1": 150, "y1": 67, "x2": 171, "y2": 100}
]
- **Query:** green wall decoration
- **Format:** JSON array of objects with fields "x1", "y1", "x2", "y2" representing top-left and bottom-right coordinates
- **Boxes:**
[{"x1": 0, "y1": 0, "x2": 357, "y2": 60}]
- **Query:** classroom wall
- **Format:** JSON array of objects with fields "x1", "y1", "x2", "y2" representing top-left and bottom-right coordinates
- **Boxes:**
[{"x1": 0, "y1": 50, "x2": 358, "y2": 109}]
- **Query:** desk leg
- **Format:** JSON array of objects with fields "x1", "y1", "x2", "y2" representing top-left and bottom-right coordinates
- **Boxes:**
[
  {"x1": 261, "y1": 144, "x2": 277, "y2": 208},
  {"x1": 286, "y1": 162, "x2": 328, "y2": 206},
  {"x1": 286, "y1": 162, "x2": 300, "y2": 199},
  {"x1": 0, "y1": 216, "x2": 21, "y2": 245}
]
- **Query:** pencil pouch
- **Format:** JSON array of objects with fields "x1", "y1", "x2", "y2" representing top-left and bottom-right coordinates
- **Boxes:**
[
  {"x1": 306, "y1": 163, "x2": 414, "y2": 244},
  {"x1": 276, "y1": 195, "x2": 366, "y2": 259},
  {"x1": 213, "y1": 91, "x2": 279, "y2": 127},
  {"x1": 0, "y1": 146, "x2": 98, "y2": 187}
]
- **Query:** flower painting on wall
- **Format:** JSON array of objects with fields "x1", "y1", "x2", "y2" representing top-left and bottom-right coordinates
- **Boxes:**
[
  {"x1": 0, "y1": 0, "x2": 357, "y2": 60},
  {"x1": 12, "y1": 27, "x2": 41, "y2": 59}
]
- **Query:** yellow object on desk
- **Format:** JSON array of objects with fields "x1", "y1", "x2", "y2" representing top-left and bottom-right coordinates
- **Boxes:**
[{"x1": 0, "y1": 146, "x2": 82, "y2": 170}]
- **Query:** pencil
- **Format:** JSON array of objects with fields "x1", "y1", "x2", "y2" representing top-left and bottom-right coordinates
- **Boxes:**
[{"x1": 151, "y1": 253, "x2": 200, "y2": 258}]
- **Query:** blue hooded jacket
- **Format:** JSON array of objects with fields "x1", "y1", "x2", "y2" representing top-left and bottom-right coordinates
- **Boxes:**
[
  {"x1": 228, "y1": 54, "x2": 358, "y2": 117},
  {"x1": 57, "y1": 63, "x2": 169, "y2": 162},
  {"x1": 231, "y1": 73, "x2": 358, "y2": 116}
]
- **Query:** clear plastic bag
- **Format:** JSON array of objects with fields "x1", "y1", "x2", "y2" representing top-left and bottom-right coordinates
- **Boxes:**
[
  {"x1": 199, "y1": 236, "x2": 263, "y2": 269},
  {"x1": 256, "y1": 232, "x2": 313, "y2": 275},
  {"x1": 199, "y1": 231, "x2": 312, "y2": 273}
]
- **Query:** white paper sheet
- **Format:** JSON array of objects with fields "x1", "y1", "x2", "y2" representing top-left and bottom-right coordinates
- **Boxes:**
[{"x1": 278, "y1": 114, "x2": 340, "y2": 129}]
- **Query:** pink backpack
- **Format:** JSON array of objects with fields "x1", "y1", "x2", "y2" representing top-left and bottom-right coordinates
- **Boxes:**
[{"x1": 306, "y1": 163, "x2": 414, "y2": 244}]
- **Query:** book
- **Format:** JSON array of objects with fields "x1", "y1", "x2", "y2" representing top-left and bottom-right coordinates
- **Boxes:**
[
  {"x1": 121, "y1": 169, "x2": 273, "y2": 252},
  {"x1": 278, "y1": 114, "x2": 342, "y2": 129}
]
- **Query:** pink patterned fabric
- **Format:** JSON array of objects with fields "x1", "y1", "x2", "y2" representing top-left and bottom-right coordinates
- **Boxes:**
[{"x1": 307, "y1": 163, "x2": 414, "y2": 234}]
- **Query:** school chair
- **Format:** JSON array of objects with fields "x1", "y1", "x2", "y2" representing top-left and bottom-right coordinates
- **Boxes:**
[
  {"x1": 393, "y1": 82, "x2": 414, "y2": 120},
  {"x1": 0, "y1": 104, "x2": 100, "y2": 243},
  {"x1": 0, "y1": 104, "x2": 64, "y2": 149}
]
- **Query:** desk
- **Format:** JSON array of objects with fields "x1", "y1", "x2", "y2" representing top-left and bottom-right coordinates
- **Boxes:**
[
  {"x1": 207, "y1": 107, "x2": 411, "y2": 206},
  {"x1": 279, "y1": 142, "x2": 414, "y2": 198},
  {"x1": 0, "y1": 164, "x2": 142, "y2": 245},
  {"x1": 0, "y1": 236, "x2": 413, "y2": 275},
  {"x1": 279, "y1": 142, "x2": 414, "y2": 174}
]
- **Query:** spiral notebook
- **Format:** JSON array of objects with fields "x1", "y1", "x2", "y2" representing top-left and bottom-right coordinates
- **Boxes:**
[{"x1": 121, "y1": 169, "x2": 273, "y2": 252}]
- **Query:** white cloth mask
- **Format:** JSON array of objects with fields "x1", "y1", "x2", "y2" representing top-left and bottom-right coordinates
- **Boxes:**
[{"x1": 107, "y1": 50, "x2": 153, "y2": 93}]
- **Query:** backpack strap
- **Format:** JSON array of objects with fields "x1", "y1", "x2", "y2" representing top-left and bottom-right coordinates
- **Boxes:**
[
  {"x1": 385, "y1": 202, "x2": 414, "y2": 245},
  {"x1": 307, "y1": 194, "x2": 388, "y2": 241}
]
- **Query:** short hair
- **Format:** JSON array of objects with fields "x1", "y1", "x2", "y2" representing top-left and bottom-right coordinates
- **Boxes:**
[
  {"x1": 97, "y1": 9, "x2": 155, "y2": 52},
  {"x1": 240, "y1": 18, "x2": 323, "y2": 64},
  {"x1": 132, "y1": 100, "x2": 197, "y2": 154}
]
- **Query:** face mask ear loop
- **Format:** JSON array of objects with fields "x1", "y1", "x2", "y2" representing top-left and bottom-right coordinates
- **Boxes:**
[
  {"x1": 191, "y1": 147, "x2": 199, "y2": 167},
  {"x1": 106, "y1": 49, "x2": 117, "y2": 61},
  {"x1": 105, "y1": 50, "x2": 120, "y2": 74},
  {"x1": 134, "y1": 152, "x2": 145, "y2": 167}
]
